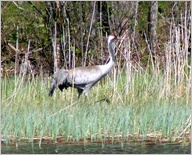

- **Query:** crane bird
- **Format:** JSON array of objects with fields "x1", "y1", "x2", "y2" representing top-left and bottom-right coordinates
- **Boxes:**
[{"x1": 49, "y1": 34, "x2": 117, "y2": 99}]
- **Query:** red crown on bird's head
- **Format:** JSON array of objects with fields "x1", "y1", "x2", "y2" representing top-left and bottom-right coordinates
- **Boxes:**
[{"x1": 107, "y1": 34, "x2": 117, "y2": 43}]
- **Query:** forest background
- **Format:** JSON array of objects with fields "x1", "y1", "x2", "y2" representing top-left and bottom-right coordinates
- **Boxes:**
[{"x1": 1, "y1": 1, "x2": 191, "y2": 77}]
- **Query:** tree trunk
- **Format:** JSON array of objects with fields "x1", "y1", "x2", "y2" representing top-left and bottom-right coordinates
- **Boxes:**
[
  {"x1": 45, "y1": 1, "x2": 66, "y2": 71},
  {"x1": 148, "y1": 1, "x2": 158, "y2": 68}
]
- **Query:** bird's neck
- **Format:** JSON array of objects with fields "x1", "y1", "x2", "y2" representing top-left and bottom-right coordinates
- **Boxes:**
[
  {"x1": 101, "y1": 41, "x2": 115, "y2": 74},
  {"x1": 98, "y1": 39, "x2": 116, "y2": 75},
  {"x1": 108, "y1": 41, "x2": 116, "y2": 64}
]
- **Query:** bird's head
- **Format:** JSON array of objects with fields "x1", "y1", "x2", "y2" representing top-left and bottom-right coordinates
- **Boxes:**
[{"x1": 107, "y1": 34, "x2": 117, "y2": 44}]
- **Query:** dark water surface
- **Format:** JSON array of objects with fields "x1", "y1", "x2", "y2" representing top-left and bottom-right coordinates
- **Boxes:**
[{"x1": 1, "y1": 142, "x2": 191, "y2": 154}]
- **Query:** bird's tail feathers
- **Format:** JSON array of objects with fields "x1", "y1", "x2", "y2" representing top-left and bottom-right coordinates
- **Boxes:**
[
  {"x1": 49, "y1": 79, "x2": 56, "y2": 96},
  {"x1": 49, "y1": 69, "x2": 69, "y2": 96}
]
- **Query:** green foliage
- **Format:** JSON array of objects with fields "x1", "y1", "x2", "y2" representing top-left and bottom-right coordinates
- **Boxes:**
[
  {"x1": 138, "y1": 2, "x2": 150, "y2": 32},
  {"x1": 1, "y1": 1, "x2": 191, "y2": 76}
]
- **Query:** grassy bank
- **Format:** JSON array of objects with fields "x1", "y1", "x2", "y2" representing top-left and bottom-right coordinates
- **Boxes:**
[{"x1": 1, "y1": 69, "x2": 191, "y2": 145}]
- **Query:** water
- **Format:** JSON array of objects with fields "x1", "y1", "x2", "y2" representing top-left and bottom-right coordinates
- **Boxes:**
[{"x1": 1, "y1": 142, "x2": 191, "y2": 154}]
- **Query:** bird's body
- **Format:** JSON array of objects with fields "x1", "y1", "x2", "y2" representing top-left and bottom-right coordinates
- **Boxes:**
[{"x1": 49, "y1": 34, "x2": 117, "y2": 98}]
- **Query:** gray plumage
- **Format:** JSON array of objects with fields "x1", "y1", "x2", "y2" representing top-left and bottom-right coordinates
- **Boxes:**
[{"x1": 49, "y1": 34, "x2": 117, "y2": 99}]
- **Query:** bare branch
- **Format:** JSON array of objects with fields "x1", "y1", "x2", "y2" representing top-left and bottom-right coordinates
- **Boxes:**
[
  {"x1": 12, "y1": 1, "x2": 25, "y2": 11},
  {"x1": 84, "y1": 1, "x2": 96, "y2": 67}
]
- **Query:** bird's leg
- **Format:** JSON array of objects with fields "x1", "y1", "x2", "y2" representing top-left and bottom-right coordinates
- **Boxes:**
[
  {"x1": 82, "y1": 90, "x2": 89, "y2": 103},
  {"x1": 77, "y1": 89, "x2": 83, "y2": 100},
  {"x1": 83, "y1": 95, "x2": 87, "y2": 103}
]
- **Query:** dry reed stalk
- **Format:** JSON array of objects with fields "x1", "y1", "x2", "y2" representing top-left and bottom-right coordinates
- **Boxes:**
[
  {"x1": 144, "y1": 32, "x2": 155, "y2": 71},
  {"x1": 124, "y1": 36, "x2": 131, "y2": 96},
  {"x1": 112, "y1": 64, "x2": 117, "y2": 101},
  {"x1": 67, "y1": 18, "x2": 71, "y2": 69},
  {"x1": 13, "y1": 26, "x2": 19, "y2": 93},
  {"x1": 174, "y1": 114, "x2": 191, "y2": 138},
  {"x1": 49, "y1": 101, "x2": 79, "y2": 118},
  {"x1": 52, "y1": 21, "x2": 57, "y2": 72},
  {"x1": 99, "y1": 2, "x2": 104, "y2": 65},
  {"x1": 70, "y1": 40, "x2": 76, "y2": 105},
  {"x1": 21, "y1": 40, "x2": 31, "y2": 79},
  {"x1": 62, "y1": 25, "x2": 67, "y2": 68},
  {"x1": 162, "y1": 7, "x2": 190, "y2": 100},
  {"x1": 84, "y1": 1, "x2": 96, "y2": 67}
]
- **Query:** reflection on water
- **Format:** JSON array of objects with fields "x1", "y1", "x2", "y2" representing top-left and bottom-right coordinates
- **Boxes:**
[{"x1": 1, "y1": 142, "x2": 191, "y2": 154}]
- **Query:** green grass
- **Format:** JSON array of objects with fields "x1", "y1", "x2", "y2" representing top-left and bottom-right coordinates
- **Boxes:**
[{"x1": 1, "y1": 70, "x2": 190, "y2": 144}]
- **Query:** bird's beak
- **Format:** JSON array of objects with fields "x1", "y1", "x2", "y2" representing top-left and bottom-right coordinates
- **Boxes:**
[{"x1": 116, "y1": 36, "x2": 121, "y2": 40}]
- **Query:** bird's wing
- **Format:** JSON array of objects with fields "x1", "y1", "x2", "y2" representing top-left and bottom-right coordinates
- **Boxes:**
[
  {"x1": 49, "y1": 69, "x2": 69, "y2": 96},
  {"x1": 68, "y1": 66, "x2": 103, "y2": 85}
]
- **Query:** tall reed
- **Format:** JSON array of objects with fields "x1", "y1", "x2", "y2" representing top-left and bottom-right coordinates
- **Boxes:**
[{"x1": 1, "y1": 66, "x2": 190, "y2": 144}]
